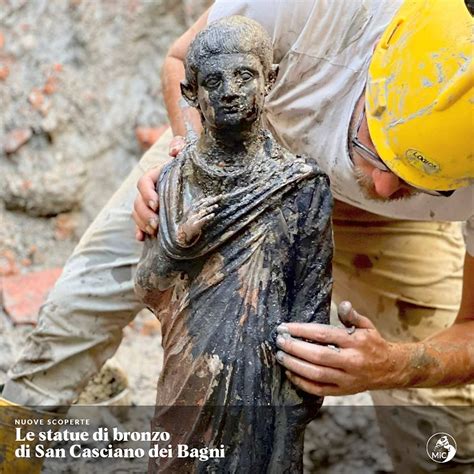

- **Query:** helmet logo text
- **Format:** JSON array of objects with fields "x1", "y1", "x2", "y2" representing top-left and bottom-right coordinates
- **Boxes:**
[{"x1": 406, "y1": 149, "x2": 440, "y2": 175}]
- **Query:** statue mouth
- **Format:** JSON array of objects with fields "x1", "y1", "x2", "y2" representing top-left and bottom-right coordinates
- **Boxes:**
[{"x1": 222, "y1": 105, "x2": 241, "y2": 114}]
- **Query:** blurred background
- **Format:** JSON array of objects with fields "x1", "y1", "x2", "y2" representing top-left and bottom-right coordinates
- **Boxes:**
[{"x1": 0, "y1": 1, "x2": 392, "y2": 472}]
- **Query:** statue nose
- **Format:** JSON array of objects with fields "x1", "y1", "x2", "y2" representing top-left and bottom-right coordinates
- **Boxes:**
[{"x1": 221, "y1": 80, "x2": 240, "y2": 101}]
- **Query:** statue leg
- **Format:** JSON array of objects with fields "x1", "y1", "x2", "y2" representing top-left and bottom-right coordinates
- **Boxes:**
[
  {"x1": 2, "y1": 128, "x2": 173, "y2": 409},
  {"x1": 332, "y1": 216, "x2": 473, "y2": 472}
]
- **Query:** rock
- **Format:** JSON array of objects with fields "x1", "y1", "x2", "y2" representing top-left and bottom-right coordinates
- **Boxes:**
[
  {"x1": 2, "y1": 158, "x2": 86, "y2": 216},
  {"x1": 75, "y1": 361, "x2": 129, "y2": 404},
  {"x1": 28, "y1": 88, "x2": 45, "y2": 109},
  {"x1": 0, "y1": 64, "x2": 9, "y2": 81},
  {"x1": 54, "y1": 212, "x2": 78, "y2": 240},
  {"x1": 3, "y1": 128, "x2": 33, "y2": 154},
  {"x1": 0, "y1": 250, "x2": 19, "y2": 277},
  {"x1": 43, "y1": 75, "x2": 58, "y2": 95},
  {"x1": 1, "y1": 267, "x2": 63, "y2": 325},
  {"x1": 182, "y1": 0, "x2": 213, "y2": 26}
]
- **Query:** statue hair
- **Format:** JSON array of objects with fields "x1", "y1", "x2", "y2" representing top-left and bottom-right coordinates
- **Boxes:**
[{"x1": 183, "y1": 16, "x2": 274, "y2": 92}]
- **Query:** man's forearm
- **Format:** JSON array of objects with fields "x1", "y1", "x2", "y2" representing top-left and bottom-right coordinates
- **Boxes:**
[
  {"x1": 161, "y1": 10, "x2": 209, "y2": 137},
  {"x1": 161, "y1": 55, "x2": 201, "y2": 136},
  {"x1": 396, "y1": 252, "x2": 474, "y2": 389},
  {"x1": 396, "y1": 320, "x2": 474, "y2": 389}
]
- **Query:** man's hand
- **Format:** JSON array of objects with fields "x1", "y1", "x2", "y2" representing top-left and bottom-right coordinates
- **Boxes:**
[
  {"x1": 275, "y1": 301, "x2": 405, "y2": 396},
  {"x1": 133, "y1": 136, "x2": 186, "y2": 241}
]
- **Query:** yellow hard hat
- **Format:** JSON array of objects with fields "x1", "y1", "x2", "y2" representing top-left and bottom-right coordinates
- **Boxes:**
[{"x1": 366, "y1": 0, "x2": 474, "y2": 191}]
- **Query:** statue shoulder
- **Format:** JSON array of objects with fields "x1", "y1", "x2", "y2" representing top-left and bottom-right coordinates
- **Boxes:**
[
  {"x1": 264, "y1": 131, "x2": 326, "y2": 178},
  {"x1": 278, "y1": 146, "x2": 327, "y2": 181},
  {"x1": 161, "y1": 143, "x2": 195, "y2": 176}
]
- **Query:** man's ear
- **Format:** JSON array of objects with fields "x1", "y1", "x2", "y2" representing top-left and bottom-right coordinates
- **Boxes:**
[
  {"x1": 180, "y1": 81, "x2": 198, "y2": 108},
  {"x1": 265, "y1": 64, "x2": 279, "y2": 94}
]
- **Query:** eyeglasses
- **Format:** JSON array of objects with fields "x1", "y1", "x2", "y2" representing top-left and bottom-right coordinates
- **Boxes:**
[{"x1": 351, "y1": 107, "x2": 454, "y2": 197}]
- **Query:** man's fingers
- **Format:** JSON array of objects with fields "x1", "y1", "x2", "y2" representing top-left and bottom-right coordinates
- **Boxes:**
[
  {"x1": 136, "y1": 168, "x2": 161, "y2": 211},
  {"x1": 279, "y1": 323, "x2": 352, "y2": 348},
  {"x1": 133, "y1": 198, "x2": 158, "y2": 235},
  {"x1": 337, "y1": 301, "x2": 374, "y2": 329},
  {"x1": 169, "y1": 135, "x2": 186, "y2": 157},
  {"x1": 275, "y1": 336, "x2": 346, "y2": 369},
  {"x1": 285, "y1": 372, "x2": 340, "y2": 397},
  {"x1": 135, "y1": 226, "x2": 145, "y2": 241},
  {"x1": 276, "y1": 351, "x2": 345, "y2": 386}
]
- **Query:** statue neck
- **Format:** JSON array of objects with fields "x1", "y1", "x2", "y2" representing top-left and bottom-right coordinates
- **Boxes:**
[{"x1": 197, "y1": 121, "x2": 266, "y2": 168}]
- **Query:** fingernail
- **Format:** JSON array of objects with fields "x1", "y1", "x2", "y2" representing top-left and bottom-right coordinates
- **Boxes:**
[
  {"x1": 276, "y1": 351, "x2": 284, "y2": 362},
  {"x1": 145, "y1": 225, "x2": 154, "y2": 235},
  {"x1": 276, "y1": 324, "x2": 289, "y2": 335},
  {"x1": 148, "y1": 218, "x2": 158, "y2": 230},
  {"x1": 276, "y1": 335, "x2": 285, "y2": 347},
  {"x1": 148, "y1": 200, "x2": 158, "y2": 211},
  {"x1": 338, "y1": 301, "x2": 352, "y2": 317}
]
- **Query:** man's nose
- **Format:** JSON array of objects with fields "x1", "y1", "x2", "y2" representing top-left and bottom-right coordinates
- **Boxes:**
[{"x1": 372, "y1": 168, "x2": 404, "y2": 198}]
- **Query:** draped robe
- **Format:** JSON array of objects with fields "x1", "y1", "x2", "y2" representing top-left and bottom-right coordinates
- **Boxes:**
[{"x1": 135, "y1": 133, "x2": 333, "y2": 473}]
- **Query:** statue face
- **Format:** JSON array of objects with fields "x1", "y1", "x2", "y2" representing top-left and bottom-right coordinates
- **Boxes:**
[{"x1": 196, "y1": 52, "x2": 266, "y2": 131}]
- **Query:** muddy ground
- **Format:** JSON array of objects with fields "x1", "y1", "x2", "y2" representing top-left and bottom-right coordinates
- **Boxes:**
[{"x1": 0, "y1": 1, "x2": 392, "y2": 472}]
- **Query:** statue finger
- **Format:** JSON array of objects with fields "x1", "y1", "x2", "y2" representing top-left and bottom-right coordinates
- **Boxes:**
[
  {"x1": 197, "y1": 204, "x2": 219, "y2": 218},
  {"x1": 200, "y1": 195, "x2": 224, "y2": 207},
  {"x1": 195, "y1": 213, "x2": 215, "y2": 227}
]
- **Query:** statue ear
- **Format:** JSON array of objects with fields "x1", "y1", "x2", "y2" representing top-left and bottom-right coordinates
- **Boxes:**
[
  {"x1": 265, "y1": 64, "x2": 279, "y2": 94},
  {"x1": 181, "y1": 81, "x2": 198, "y2": 108}
]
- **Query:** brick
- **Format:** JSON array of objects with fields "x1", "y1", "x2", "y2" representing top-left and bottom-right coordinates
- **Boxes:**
[
  {"x1": 28, "y1": 88, "x2": 45, "y2": 109},
  {"x1": 43, "y1": 76, "x2": 58, "y2": 95},
  {"x1": 3, "y1": 128, "x2": 32, "y2": 154},
  {"x1": 54, "y1": 213, "x2": 77, "y2": 240},
  {"x1": 2, "y1": 267, "x2": 63, "y2": 325},
  {"x1": 135, "y1": 125, "x2": 168, "y2": 150},
  {"x1": 0, "y1": 64, "x2": 9, "y2": 81},
  {"x1": 0, "y1": 250, "x2": 18, "y2": 277}
]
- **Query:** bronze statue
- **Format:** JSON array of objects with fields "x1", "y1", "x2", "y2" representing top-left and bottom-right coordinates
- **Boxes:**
[{"x1": 135, "y1": 16, "x2": 333, "y2": 473}]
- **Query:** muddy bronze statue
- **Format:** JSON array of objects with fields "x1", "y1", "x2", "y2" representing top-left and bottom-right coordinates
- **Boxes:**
[{"x1": 135, "y1": 16, "x2": 333, "y2": 473}]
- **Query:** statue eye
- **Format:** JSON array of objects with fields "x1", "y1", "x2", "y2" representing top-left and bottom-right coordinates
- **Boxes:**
[
  {"x1": 205, "y1": 77, "x2": 220, "y2": 88},
  {"x1": 240, "y1": 71, "x2": 253, "y2": 81}
]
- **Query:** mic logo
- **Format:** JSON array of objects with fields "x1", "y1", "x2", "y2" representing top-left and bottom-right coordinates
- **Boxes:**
[{"x1": 426, "y1": 432, "x2": 457, "y2": 464}]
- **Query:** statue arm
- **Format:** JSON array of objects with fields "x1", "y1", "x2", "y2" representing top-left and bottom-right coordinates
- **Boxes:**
[{"x1": 288, "y1": 175, "x2": 334, "y2": 325}]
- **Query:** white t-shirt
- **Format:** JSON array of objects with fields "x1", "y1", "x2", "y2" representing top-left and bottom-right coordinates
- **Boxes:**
[{"x1": 209, "y1": 0, "x2": 474, "y2": 255}]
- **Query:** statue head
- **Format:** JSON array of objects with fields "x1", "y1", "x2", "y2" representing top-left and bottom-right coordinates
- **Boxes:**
[{"x1": 181, "y1": 16, "x2": 277, "y2": 132}]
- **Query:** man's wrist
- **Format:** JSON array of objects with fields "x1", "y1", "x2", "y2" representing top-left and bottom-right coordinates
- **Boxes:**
[{"x1": 384, "y1": 342, "x2": 426, "y2": 389}]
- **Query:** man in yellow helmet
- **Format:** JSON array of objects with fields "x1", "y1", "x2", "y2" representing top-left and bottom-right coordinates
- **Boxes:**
[{"x1": 2, "y1": 0, "x2": 473, "y2": 472}]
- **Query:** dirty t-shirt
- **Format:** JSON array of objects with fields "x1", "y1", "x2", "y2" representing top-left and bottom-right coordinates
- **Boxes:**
[{"x1": 209, "y1": 0, "x2": 474, "y2": 256}]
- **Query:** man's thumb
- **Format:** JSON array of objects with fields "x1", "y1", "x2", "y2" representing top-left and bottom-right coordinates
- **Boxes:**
[{"x1": 337, "y1": 301, "x2": 374, "y2": 329}]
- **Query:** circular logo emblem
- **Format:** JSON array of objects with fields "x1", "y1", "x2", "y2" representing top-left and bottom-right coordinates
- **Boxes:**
[{"x1": 426, "y1": 432, "x2": 457, "y2": 464}]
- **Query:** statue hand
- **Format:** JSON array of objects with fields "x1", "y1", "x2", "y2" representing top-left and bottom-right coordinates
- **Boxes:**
[{"x1": 176, "y1": 195, "x2": 222, "y2": 247}]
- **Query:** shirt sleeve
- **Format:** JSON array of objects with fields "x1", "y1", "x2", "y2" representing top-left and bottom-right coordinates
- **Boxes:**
[{"x1": 208, "y1": 0, "x2": 310, "y2": 63}]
